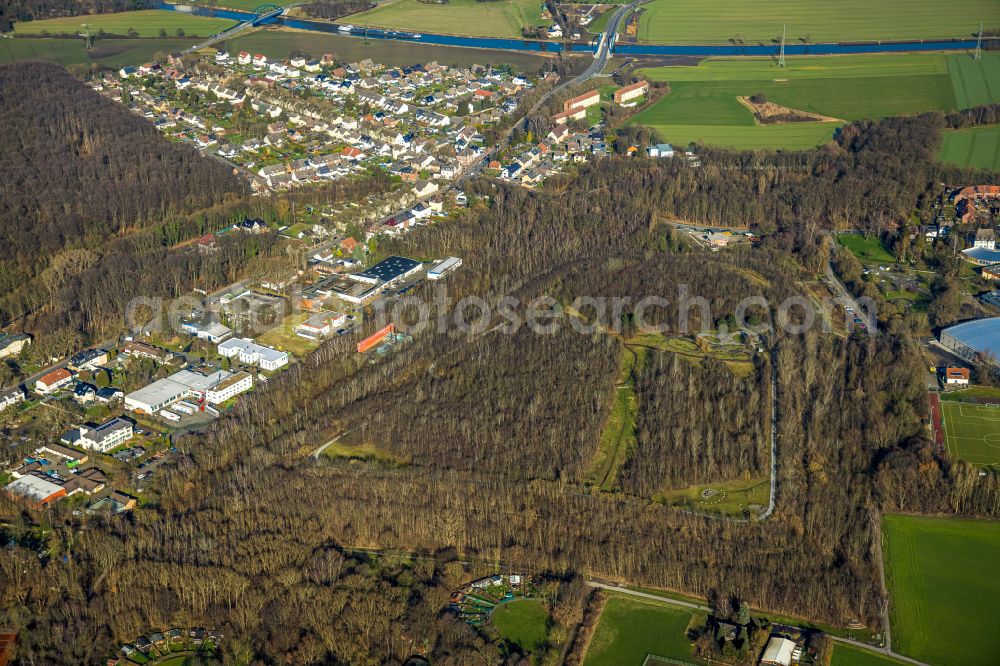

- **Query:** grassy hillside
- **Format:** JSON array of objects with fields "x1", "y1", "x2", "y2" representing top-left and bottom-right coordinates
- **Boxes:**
[
  {"x1": 350, "y1": 0, "x2": 544, "y2": 39},
  {"x1": 12, "y1": 9, "x2": 235, "y2": 38},
  {"x1": 636, "y1": 0, "x2": 1000, "y2": 44},
  {"x1": 883, "y1": 515, "x2": 1000, "y2": 666}
]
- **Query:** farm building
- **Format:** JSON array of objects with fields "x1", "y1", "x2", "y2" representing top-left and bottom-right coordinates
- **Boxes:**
[
  {"x1": 940, "y1": 318, "x2": 1000, "y2": 366},
  {"x1": 759, "y1": 636, "x2": 796, "y2": 666}
]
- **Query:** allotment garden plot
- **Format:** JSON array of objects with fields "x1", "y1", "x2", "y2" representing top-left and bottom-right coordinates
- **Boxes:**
[{"x1": 940, "y1": 401, "x2": 1000, "y2": 469}]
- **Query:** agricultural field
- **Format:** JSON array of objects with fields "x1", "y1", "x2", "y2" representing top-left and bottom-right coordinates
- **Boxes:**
[
  {"x1": 490, "y1": 598, "x2": 549, "y2": 652},
  {"x1": 12, "y1": 10, "x2": 235, "y2": 38},
  {"x1": 222, "y1": 29, "x2": 556, "y2": 71},
  {"x1": 882, "y1": 514, "x2": 1000, "y2": 666},
  {"x1": 940, "y1": 401, "x2": 1000, "y2": 469},
  {"x1": 350, "y1": 0, "x2": 544, "y2": 39},
  {"x1": 948, "y1": 52, "x2": 1000, "y2": 108},
  {"x1": 631, "y1": 54, "x2": 987, "y2": 150},
  {"x1": 836, "y1": 234, "x2": 896, "y2": 264},
  {"x1": 830, "y1": 644, "x2": 908, "y2": 666},
  {"x1": 0, "y1": 37, "x2": 201, "y2": 68},
  {"x1": 583, "y1": 595, "x2": 702, "y2": 666},
  {"x1": 939, "y1": 125, "x2": 1000, "y2": 171},
  {"x1": 635, "y1": 0, "x2": 1000, "y2": 44}
]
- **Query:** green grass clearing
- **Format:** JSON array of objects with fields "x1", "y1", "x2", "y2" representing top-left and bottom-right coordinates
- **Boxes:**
[
  {"x1": 584, "y1": 345, "x2": 641, "y2": 491},
  {"x1": 490, "y1": 598, "x2": 549, "y2": 652},
  {"x1": 350, "y1": 0, "x2": 544, "y2": 39},
  {"x1": 13, "y1": 10, "x2": 235, "y2": 38},
  {"x1": 883, "y1": 514, "x2": 1000, "y2": 666},
  {"x1": 836, "y1": 234, "x2": 896, "y2": 264},
  {"x1": 256, "y1": 313, "x2": 322, "y2": 356},
  {"x1": 635, "y1": 0, "x2": 1000, "y2": 44},
  {"x1": 940, "y1": 401, "x2": 1000, "y2": 469},
  {"x1": 583, "y1": 594, "x2": 702, "y2": 666},
  {"x1": 657, "y1": 477, "x2": 770, "y2": 516},
  {"x1": 939, "y1": 125, "x2": 1000, "y2": 172}
]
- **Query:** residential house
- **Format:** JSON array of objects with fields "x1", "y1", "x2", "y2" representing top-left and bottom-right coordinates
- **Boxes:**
[
  {"x1": 36, "y1": 368, "x2": 74, "y2": 395},
  {"x1": 0, "y1": 333, "x2": 31, "y2": 359},
  {"x1": 79, "y1": 418, "x2": 134, "y2": 454},
  {"x1": 0, "y1": 385, "x2": 25, "y2": 412},
  {"x1": 944, "y1": 367, "x2": 971, "y2": 386}
]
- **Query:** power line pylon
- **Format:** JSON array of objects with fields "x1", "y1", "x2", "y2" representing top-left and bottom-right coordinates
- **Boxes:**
[
  {"x1": 975, "y1": 20, "x2": 983, "y2": 61},
  {"x1": 778, "y1": 24, "x2": 786, "y2": 67}
]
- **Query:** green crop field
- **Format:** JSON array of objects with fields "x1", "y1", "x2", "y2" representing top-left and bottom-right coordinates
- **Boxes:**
[
  {"x1": 636, "y1": 0, "x2": 1000, "y2": 44},
  {"x1": 836, "y1": 234, "x2": 896, "y2": 264},
  {"x1": 830, "y1": 644, "x2": 908, "y2": 666},
  {"x1": 630, "y1": 54, "x2": 983, "y2": 150},
  {"x1": 490, "y1": 599, "x2": 549, "y2": 652},
  {"x1": 939, "y1": 125, "x2": 1000, "y2": 171},
  {"x1": 583, "y1": 595, "x2": 701, "y2": 665},
  {"x1": 883, "y1": 514, "x2": 1000, "y2": 666},
  {"x1": 350, "y1": 0, "x2": 544, "y2": 39},
  {"x1": 941, "y1": 401, "x2": 1000, "y2": 469},
  {"x1": 13, "y1": 10, "x2": 236, "y2": 38},
  {"x1": 948, "y1": 53, "x2": 1000, "y2": 109}
]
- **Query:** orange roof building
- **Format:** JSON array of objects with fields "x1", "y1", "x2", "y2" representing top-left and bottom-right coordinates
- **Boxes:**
[{"x1": 563, "y1": 89, "x2": 600, "y2": 112}]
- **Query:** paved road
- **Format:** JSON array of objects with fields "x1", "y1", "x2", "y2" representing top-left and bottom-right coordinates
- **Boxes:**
[
  {"x1": 457, "y1": 1, "x2": 639, "y2": 183},
  {"x1": 760, "y1": 343, "x2": 779, "y2": 520},
  {"x1": 824, "y1": 237, "x2": 877, "y2": 333},
  {"x1": 586, "y1": 582, "x2": 931, "y2": 666}
]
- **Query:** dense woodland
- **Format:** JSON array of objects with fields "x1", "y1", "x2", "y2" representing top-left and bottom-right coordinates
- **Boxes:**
[
  {"x1": 302, "y1": 0, "x2": 373, "y2": 21},
  {"x1": 3, "y1": 64, "x2": 1000, "y2": 664},
  {"x1": 0, "y1": 0, "x2": 155, "y2": 32},
  {"x1": 0, "y1": 63, "x2": 255, "y2": 355}
]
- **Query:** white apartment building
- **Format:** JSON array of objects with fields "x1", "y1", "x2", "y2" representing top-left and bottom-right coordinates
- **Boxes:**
[
  {"x1": 78, "y1": 418, "x2": 134, "y2": 453},
  {"x1": 217, "y1": 338, "x2": 289, "y2": 371}
]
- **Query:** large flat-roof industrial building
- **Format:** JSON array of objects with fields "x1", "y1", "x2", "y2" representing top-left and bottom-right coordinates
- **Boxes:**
[
  {"x1": 125, "y1": 368, "x2": 253, "y2": 414},
  {"x1": 940, "y1": 317, "x2": 1000, "y2": 366},
  {"x1": 349, "y1": 256, "x2": 422, "y2": 286}
]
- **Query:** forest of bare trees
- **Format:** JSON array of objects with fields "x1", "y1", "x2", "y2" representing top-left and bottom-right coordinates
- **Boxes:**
[{"x1": 2, "y1": 73, "x2": 1000, "y2": 664}]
